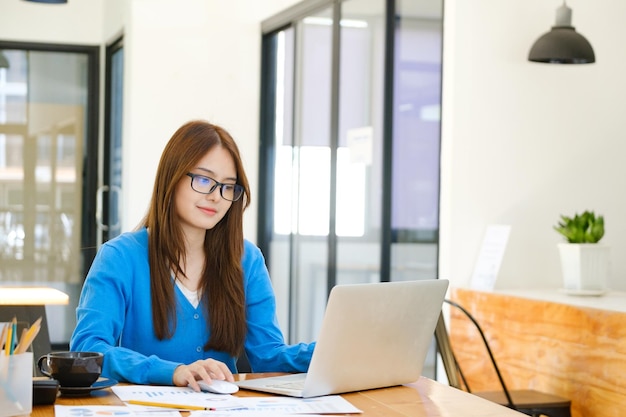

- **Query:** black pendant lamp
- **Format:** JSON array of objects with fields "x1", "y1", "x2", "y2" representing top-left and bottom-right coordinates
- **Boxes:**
[{"x1": 528, "y1": 2, "x2": 595, "y2": 64}]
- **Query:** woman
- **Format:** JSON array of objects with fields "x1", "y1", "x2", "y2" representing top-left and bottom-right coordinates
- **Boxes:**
[{"x1": 70, "y1": 120, "x2": 315, "y2": 390}]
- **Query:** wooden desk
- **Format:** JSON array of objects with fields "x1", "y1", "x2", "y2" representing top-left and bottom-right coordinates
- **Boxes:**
[
  {"x1": 31, "y1": 374, "x2": 526, "y2": 417},
  {"x1": 450, "y1": 287, "x2": 626, "y2": 417}
]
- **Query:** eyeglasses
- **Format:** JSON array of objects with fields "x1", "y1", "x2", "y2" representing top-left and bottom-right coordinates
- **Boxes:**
[{"x1": 186, "y1": 173, "x2": 244, "y2": 202}]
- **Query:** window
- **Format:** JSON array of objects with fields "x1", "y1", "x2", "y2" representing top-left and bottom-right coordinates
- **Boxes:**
[{"x1": 0, "y1": 42, "x2": 99, "y2": 346}]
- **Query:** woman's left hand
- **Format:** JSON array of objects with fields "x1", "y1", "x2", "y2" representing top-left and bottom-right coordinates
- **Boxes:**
[{"x1": 173, "y1": 358, "x2": 234, "y2": 390}]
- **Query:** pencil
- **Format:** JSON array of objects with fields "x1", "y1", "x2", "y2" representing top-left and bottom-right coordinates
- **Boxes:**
[
  {"x1": 4, "y1": 319, "x2": 13, "y2": 356},
  {"x1": 15, "y1": 329, "x2": 27, "y2": 353},
  {"x1": 15, "y1": 317, "x2": 42, "y2": 354},
  {"x1": 127, "y1": 400, "x2": 212, "y2": 410},
  {"x1": 8, "y1": 318, "x2": 17, "y2": 355},
  {"x1": 0, "y1": 323, "x2": 7, "y2": 353}
]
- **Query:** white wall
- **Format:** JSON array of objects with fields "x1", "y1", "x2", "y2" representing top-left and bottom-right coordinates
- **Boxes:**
[
  {"x1": 2, "y1": 0, "x2": 624, "y2": 291},
  {"x1": 440, "y1": 0, "x2": 626, "y2": 290},
  {"x1": 121, "y1": 0, "x2": 303, "y2": 240}
]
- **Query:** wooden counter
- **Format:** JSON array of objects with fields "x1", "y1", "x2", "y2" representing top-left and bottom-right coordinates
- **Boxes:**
[
  {"x1": 449, "y1": 287, "x2": 626, "y2": 417},
  {"x1": 30, "y1": 375, "x2": 527, "y2": 417}
]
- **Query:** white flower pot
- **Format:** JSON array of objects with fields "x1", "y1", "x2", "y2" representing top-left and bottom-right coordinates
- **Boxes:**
[{"x1": 557, "y1": 243, "x2": 610, "y2": 291}]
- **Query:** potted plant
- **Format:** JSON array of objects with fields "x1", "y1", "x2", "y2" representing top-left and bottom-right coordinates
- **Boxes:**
[{"x1": 554, "y1": 211, "x2": 609, "y2": 294}]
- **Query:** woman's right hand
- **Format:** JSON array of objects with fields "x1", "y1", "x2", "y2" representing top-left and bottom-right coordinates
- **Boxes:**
[{"x1": 173, "y1": 358, "x2": 234, "y2": 391}]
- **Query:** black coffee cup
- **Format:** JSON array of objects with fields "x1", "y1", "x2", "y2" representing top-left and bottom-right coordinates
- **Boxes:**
[{"x1": 37, "y1": 351, "x2": 103, "y2": 387}]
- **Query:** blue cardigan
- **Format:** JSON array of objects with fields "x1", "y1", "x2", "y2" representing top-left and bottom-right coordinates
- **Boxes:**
[{"x1": 70, "y1": 228, "x2": 314, "y2": 385}]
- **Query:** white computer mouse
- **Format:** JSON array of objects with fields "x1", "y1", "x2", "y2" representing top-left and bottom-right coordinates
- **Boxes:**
[{"x1": 196, "y1": 379, "x2": 239, "y2": 394}]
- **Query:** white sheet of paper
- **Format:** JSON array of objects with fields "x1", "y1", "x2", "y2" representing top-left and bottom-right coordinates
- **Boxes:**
[
  {"x1": 235, "y1": 395, "x2": 362, "y2": 414},
  {"x1": 189, "y1": 412, "x2": 328, "y2": 417},
  {"x1": 111, "y1": 385, "x2": 361, "y2": 414},
  {"x1": 188, "y1": 394, "x2": 362, "y2": 414},
  {"x1": 54, "y1": 405, "x2": 181, "y2": 417},
  {"x1": 190, "y1": 413, "x2": 323, "y2": 417},
  {"x1": 111, "y1": 385, "x2": 244, "y2": 411},
  {"x1": 470, "y1": 224, "x2": 511, "y2": 291}
]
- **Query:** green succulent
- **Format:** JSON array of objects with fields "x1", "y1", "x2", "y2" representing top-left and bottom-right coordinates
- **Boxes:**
[{"x1": 554, "y1": 211, "x2": 605, "y2": 243}]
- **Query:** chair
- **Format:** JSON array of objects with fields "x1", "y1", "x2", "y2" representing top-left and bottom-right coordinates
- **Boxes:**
[
  {"x1": 435, "y1": 299, "x2": 571, "y2": 417},
  {"x1": 236, "y1": 351, "x2": 251, "y2": 373}
]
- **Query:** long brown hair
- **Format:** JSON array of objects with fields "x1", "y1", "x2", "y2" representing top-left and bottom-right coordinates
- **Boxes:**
[{"x1": 141, "y1": 120, "x2": 251, "y2": 356}]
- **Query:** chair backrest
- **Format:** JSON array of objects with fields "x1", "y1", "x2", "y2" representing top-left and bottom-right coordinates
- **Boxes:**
[
  {"x1": 434, "y1": 312, "x2": 463, "y2": 389},
  {"x1": 435, "y1": 299, "x2": 515, "y2": 408}
]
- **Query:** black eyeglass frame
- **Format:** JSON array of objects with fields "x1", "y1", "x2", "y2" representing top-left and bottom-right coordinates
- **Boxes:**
[{"x1": 185, "y1": 172, "x2": 244, "y2": 202}]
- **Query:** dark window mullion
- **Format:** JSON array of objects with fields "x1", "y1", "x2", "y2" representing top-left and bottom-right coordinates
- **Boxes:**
[
  {"x1": 326, "y1": 0, "x2": 341, "y2": 296},
  {"x1": 380, "y1": 0, "x2": 396, "y2": 282}
]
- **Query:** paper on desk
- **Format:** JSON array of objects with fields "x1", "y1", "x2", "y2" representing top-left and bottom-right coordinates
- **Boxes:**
[
  {"x1": 216, "y1": 395, "x2": 362, "y2": 414},
  {"x1": 54, "y1": 405, "x2": 181, "y2": 417},
  {"x1": 111, "y1": 385, "x2": 244, "y2": 411},
  {"x1": 111, "y1": 386, "x2": 361, "y2": 414},
  {"x1": 190, "y1": 412, "x2": 341, "y2": 417}
]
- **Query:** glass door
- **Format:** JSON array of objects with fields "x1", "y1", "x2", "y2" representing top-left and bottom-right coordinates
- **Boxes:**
[
  {"x1": 260, "y1": 5, "x2": 335, "y2": 343},
  {"x1": 335, "y1": 0, "x2": 385, "y2": 289},
  {"x1": 259, "y1": 0, "x2": 442, "y2": 377},
  {"x1": 0, "y1": 42, "x2": 99, "y2": 346},
  {"x1": 260, "y1": 0, "x2": 390, "y2": 343}
]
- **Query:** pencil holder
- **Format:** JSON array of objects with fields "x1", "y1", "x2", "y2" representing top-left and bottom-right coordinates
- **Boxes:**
[{"x1": 0, "y1": 352, "x2": 33, "y2": 417}]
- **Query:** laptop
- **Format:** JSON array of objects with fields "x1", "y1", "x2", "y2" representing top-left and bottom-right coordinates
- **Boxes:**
[{"x1": 235, "y1": 279, "x2": 449, "y2": 398}]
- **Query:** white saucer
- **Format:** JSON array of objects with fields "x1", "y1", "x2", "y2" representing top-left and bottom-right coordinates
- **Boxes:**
[{"x1": 559, "y1": 288, "x2": 607, "y2": 297}]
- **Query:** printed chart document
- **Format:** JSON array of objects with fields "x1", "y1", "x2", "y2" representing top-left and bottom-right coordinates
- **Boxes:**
[
  {"x1": 190, "y1": 414, "x2": 329, "y2": 417},
  {"x1": 190, "y1": 411, "x2": 341, "y2": 417},
  {"x1": 111, "y1": 385, "x2": 361, "y2": 414},
  {"x1": 224, "y1": 395, "x2": 361, "y2": 414},
  {"x1": 55, "y1": 405, "x2": 181, "y2": 417},
  {"x1": 112, "y1": 385, "x2": 244, "y2": 411}
]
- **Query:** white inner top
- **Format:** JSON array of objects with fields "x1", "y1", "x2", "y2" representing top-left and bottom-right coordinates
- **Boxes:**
[{"x1": 175, "y1": 279, "x2": 200, "y2": 308}]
